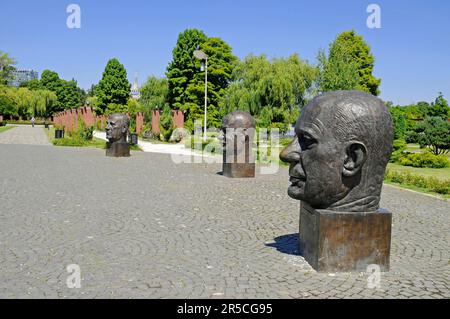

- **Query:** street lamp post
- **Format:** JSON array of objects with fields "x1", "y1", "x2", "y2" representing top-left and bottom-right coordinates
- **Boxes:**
[{"x1": 193, "y1": 49, "x2": 209, "y2": 141}]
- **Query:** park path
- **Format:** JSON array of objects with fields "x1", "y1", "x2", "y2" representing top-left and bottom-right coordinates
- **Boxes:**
[
  {"x1": 0, "y1": 125, "x2": 51, "y2": 146},
  {"x1": 94, "y1": 130, "x2": 219, "y2": 159}
]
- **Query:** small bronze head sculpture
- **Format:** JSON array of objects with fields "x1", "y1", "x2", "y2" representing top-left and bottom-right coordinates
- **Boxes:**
[
  {"x1": 106, "y1": 113, "x2": 129, "y2": 144},
  {"x1": 221, "y1": 111, "x2": 256, "y2": 130},
  {"x1": 221, "y1": 111, "x2": 256, "y2": 178},
  {"x1": 105, "y1": 113, "x2": 130, "y2": 157},
  {"x1": 280, "y1": 91, "x2": 394, "y2": 212}
]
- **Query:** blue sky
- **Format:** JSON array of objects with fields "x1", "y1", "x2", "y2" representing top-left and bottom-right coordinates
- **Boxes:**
[{"x1": 1, "y1": 0, "x2": 449, "y2": 105}]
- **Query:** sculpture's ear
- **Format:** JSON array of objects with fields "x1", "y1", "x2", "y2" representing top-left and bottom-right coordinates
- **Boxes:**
[{"x1": 343, "y1": 142, "x2": 367, "y2": 177}]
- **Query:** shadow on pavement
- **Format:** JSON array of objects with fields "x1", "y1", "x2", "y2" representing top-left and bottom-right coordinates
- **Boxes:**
[{"x1": 266, "y1": 233, "x2": 300, "y2": 256}]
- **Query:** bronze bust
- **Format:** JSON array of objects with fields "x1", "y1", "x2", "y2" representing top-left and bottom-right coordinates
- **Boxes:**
[
  {"x1": 280, "y1": 90, "x2": 394, "y2": 212},
  {"x1": 105, "y1": 113, "x2": 130, "y2": 157},
  {"x1": 280, "y1": 91, "x2": 394, "y2": 272}
]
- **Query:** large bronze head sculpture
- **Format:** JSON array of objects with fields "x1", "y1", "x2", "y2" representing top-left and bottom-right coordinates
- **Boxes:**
[
  {"x1": 106, "y1": 113, "x2": 129, "y2": 144},
  {"x1": 280, "y1": 91, "x2": 393, "y2": 212}
]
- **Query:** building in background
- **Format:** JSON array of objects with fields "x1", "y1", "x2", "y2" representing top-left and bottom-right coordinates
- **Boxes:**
[
  {"x1": 9, "y1": 69, "x2": 39, "y2": 87},
  {"x1": 130, "y1": 73, "x2": 140, "y2": 100}
]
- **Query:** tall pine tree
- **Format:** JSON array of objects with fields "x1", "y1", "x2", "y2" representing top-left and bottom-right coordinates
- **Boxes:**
[{"x1": 96, "y1": 58, "x2": 130, "y2": 115}]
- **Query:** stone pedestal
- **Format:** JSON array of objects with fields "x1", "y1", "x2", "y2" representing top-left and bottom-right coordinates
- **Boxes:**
[
  {"x1": 106, "y1": 142, "x2": 130, "y2": 157},
  {"x1": 223, "y1": 163, "x2": 255, "y2": 178},
  {"x1": 299, "y1": 203, "x2": 392, "y2": 272},
  {"x1": 222, "y1": 132, "x2": 255, "y2": 178}
]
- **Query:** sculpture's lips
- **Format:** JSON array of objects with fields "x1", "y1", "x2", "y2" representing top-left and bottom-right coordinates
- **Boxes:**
[{"x1": 289, "y1": 175, "x2": 306, "y2": 184}]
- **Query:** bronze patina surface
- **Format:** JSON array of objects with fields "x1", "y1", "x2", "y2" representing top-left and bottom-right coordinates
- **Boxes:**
[
  {"x1": 300, "y1": 203, "x2": 392, "y2": 272},
  {"x1": 105, "y1": 113, "x2": 130, "y2": 158},
  {"x1": 280, "y1": 91, "x2": 394, "y2": 272},
  {"x1": 221, "y1": 111, "x2": 256, "y2": 178}
]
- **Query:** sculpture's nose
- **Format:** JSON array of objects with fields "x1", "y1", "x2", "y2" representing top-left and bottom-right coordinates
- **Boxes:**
[{"x1": 280, "y1": 138, "x2": 302, "y2": 163}]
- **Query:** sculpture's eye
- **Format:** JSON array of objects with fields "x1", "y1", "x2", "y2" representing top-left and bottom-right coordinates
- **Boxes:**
[{"x1": 298, "y1": 133, "x2": 317, "y2": 150}]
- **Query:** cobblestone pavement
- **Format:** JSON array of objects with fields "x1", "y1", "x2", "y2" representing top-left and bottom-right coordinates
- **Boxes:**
[
  {"x1": 0, "y1": 144, "x2": 448, "y2": 299},
  {"x1": 0, "y1": 126, "x2": 51, "y2": 146}
]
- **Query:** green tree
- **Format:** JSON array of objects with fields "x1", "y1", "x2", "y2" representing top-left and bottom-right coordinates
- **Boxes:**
[
  {"x1": 317, "y1": 42, "x2": 359, "y2": 93},
  {"x1": 220, "y1": 54, "x2": 317, "y2": 133},
  {"x1": 427, "y1": 93, "x2": 450, "y2": 119},
  {"x1": 29, "y1": 90, "x2": 46, "y2": 117},
  {"x1": 127, "y1": 98, "x2": 143, "y2": 115},
  {"x1": 413, "y1": 116, "x2": 450, "y2": 155},
  {"x1": 318, "y1": 30, "x2": 381, "y2": 95},
  {"x1": 96, "y1": 58, "x2": 131, "y2": 114},
  {"x1": 105, "y1": 103, "x2": 128, "y2": 115},
  {"x1": 0, "y1": 51, "x2": 16, "y2": 85},
  {"x1": 40, "y1": 70, "x2": 62, "y2": 93},
  {"x1": 140, "y1": 76, "x2": 169, "y2": 110},
  {"x1": 13, "y1": 87, "x2": 33, "y2": 117},
  {"x1": 180, "y1": 37, "x2": 239, "y2": 129},
  {"x1": 0, "y1": 86, "x2": 18, "y2": 117},
  {"x1": 39, "y1": 70, "x2": 83, "y2": 113},
  {"x1": 86, "y1": 96, "x2": 99, "y2": 110},
  {"x1": 58, "y1": 79, "x2": 84, "y2": 110},
  {"x1": 389, "y1": 106, "x2": 407, "y2": 139},
  {"x1": 166, "y1": 29, "x2": 208, "y2": 114},
  {"x1": 40, "y1": 89, "x2": 57, "y2": 118},
  {"x1": 19, "y1": 79, "x2": 41, "y2": 90}
]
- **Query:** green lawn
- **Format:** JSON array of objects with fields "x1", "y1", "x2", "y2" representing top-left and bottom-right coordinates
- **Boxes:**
[
  {"x1": 46, "y1": 127, "x2": 141, "y2": 150},
  {"x1": 406, "y1": 143, "x2": 450, "y2": 160},
  {"x1": 0, "y1": 126, "x2": 15, "y2": 134},
  {"x1": 387, "y1": 163, "x2": 450, "y2": 181}
]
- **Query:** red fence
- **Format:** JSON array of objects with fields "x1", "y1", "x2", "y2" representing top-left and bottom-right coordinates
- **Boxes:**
[{"x1": 53, "y1": 107, "x2": 184, "y2": 134}]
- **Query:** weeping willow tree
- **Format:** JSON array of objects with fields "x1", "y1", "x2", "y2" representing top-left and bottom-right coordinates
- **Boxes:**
[
  {"x1": 14, "y1": 88, "x2": 32, "y2": 117},
  {"x1": 219, "y1": 54, "x2": 317, "y2": 133},
  {"x1": 40, "y1": 90, "x2": 57, "y2": 118},
  {"x1": 2, "y1": 87, "x2": 56, "y2": 118}
]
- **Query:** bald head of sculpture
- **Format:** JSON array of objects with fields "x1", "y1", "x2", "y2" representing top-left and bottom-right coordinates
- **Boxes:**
[
  {"x1": 106, "y1": 113, "x2": 129, "y2": 144},
  {"x1": 280, "y1": 91, "x2": 394, "y2": 212}
]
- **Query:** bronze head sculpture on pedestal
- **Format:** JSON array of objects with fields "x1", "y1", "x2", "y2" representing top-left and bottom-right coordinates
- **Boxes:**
[
  {"x1": 280, "y1": 90, "x2": 394, "y2": 212},
  {"x1": 106, "y1": 113, "x2": 129, "y2": 143},
  {"x1": 221, "y1": 111, "x2": 256, "y2": 178},
  {"x1": 105, "y1": 113, "x2": 130, "y2": 157}
]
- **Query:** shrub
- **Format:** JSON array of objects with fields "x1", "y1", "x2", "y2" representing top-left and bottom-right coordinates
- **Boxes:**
[
  {"x1": 389, "y1": 139, "x2": 408, "y2": 163},
  {"x1": 390, "y1": 150, "x2": 407, "y2": 163},
  {"x1": 405, "y1": 130, "x2": 419, "y2": 144},
  {"x1": 105, "y1": 103, "x2": 127, "y2": 115},
  {"x1": 77, "y1": 120, "x2": 94, "y2": 141},
  {"x1": 185, "y1": 136, "x2": 221, "y2": 154},
  {"x1": 159, "y1": 106, "x2": 174, "y2": 142},
  {"x1": 385, "y1": 169, "x2": 450, "y2": 195},
  {"x1": 398, "y1": 152, "x2": 450, "y2": 168},
  {"x1": 169, "y1": 128, "x2": 189, "y2": 143},
  {"x1": 393, "y1": 139, "x2": 407, "y2": 152},
  {"x1": 53, "y1": 119, "x2": 94, "y2": 147},
  {"x1": 52, "y1": 136, "x2": 85, "y2": 147}
]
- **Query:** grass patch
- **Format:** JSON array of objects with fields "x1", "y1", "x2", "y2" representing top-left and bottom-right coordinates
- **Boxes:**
[
  {"x1": 47, "y1": 127, "x2": 141, "y2": 151},
  {"x1": 0, "y1": 126, "x2": 15, "y2": 133},
  {"x1": 387, "y1": 163, "x2": 450, "y2": 181},
  {"x1": 384, "y1": 169, "x2": 449, "y2": 198}
]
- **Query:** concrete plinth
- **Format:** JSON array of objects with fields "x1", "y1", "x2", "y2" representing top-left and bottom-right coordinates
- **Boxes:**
[{"x1": 223, "y1": 163, "x2": 255, "y2": 178}]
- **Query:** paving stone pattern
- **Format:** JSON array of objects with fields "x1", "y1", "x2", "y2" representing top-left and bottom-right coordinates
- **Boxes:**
[
  {"x1": 0, "y1": 142, "x2": 449, "y2": 299},
  {"x1": 0, "y1": 126, "x2": 50, "y2": 146}
]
